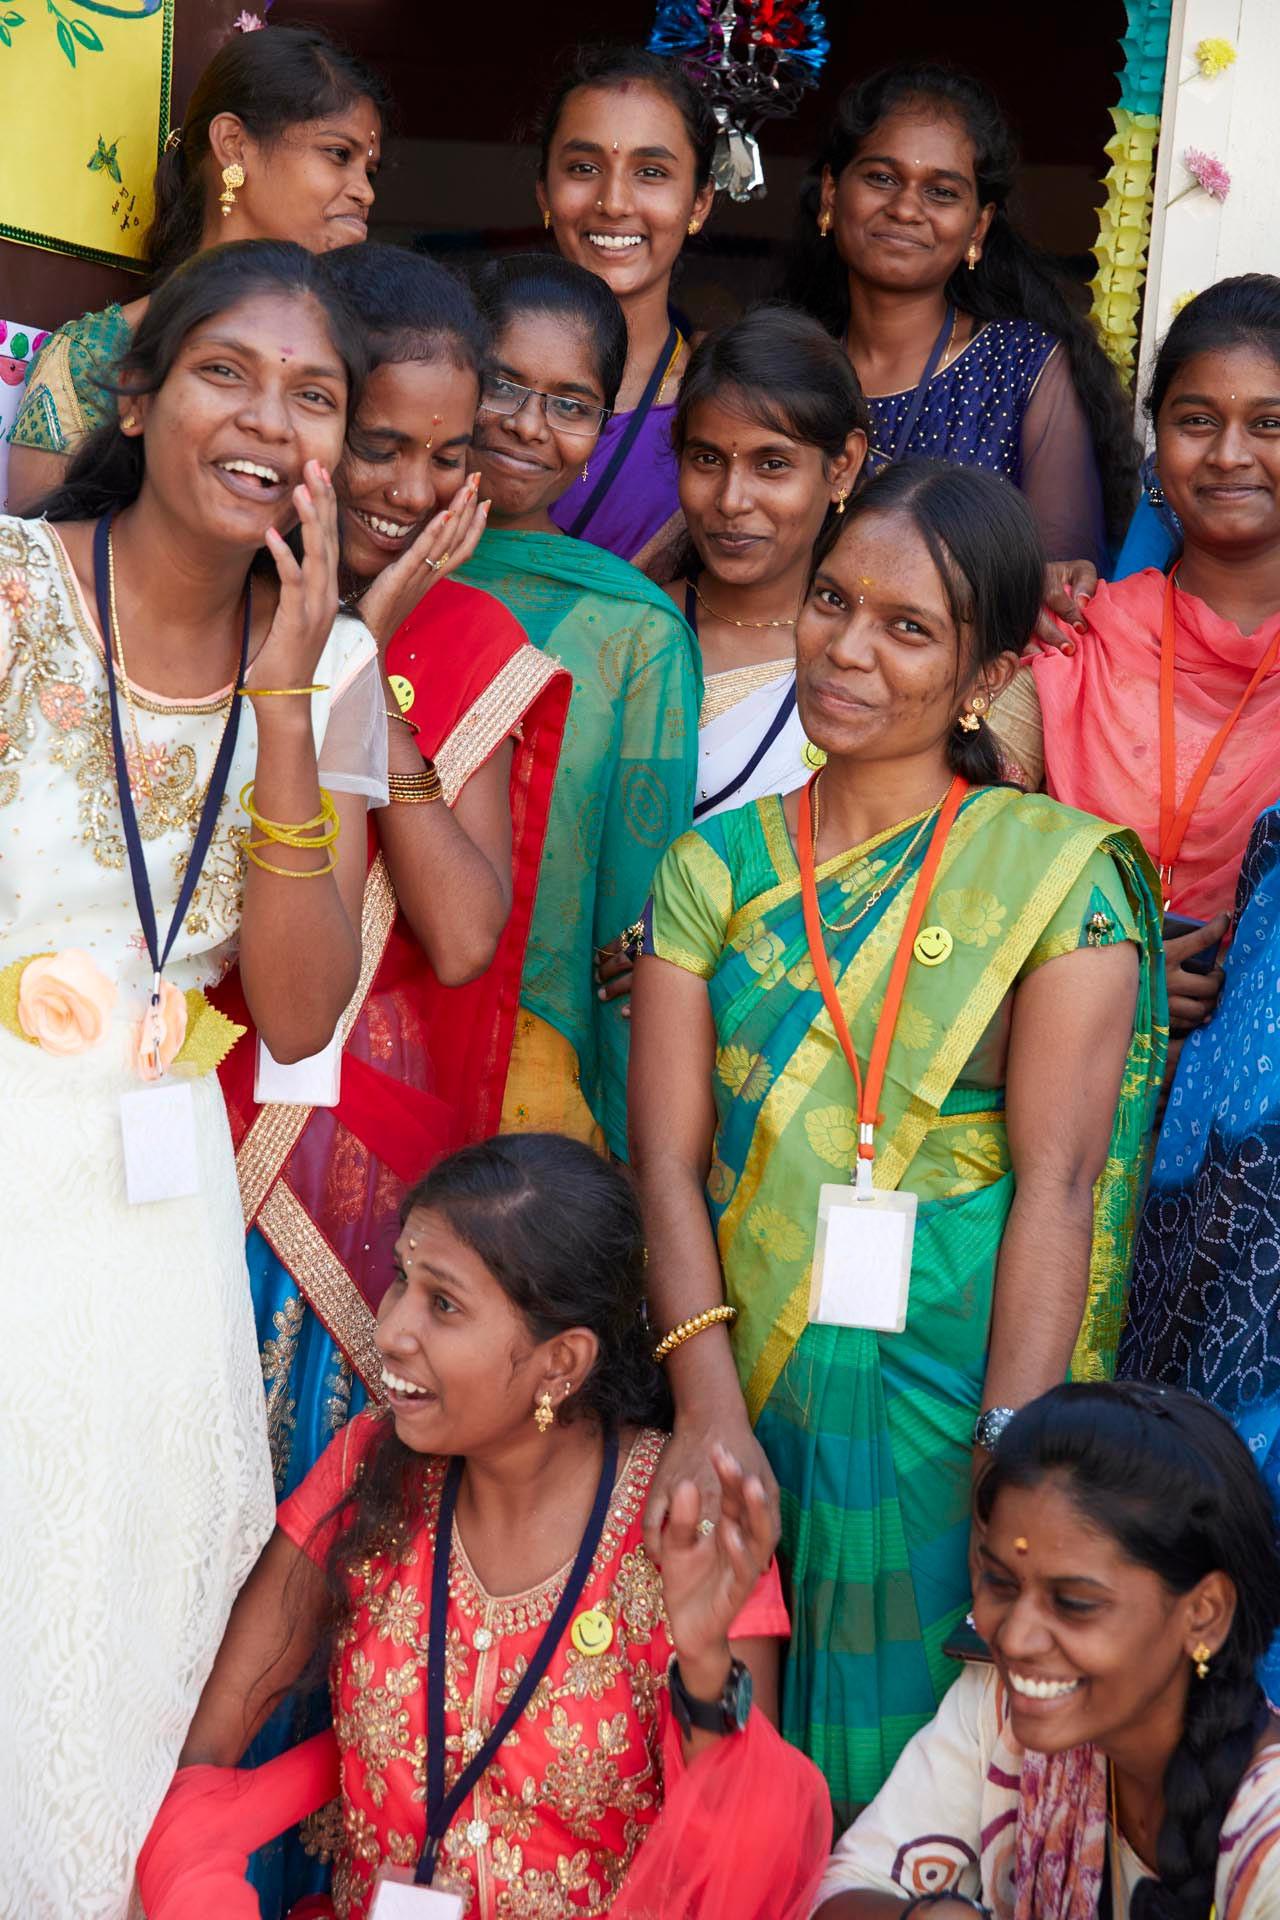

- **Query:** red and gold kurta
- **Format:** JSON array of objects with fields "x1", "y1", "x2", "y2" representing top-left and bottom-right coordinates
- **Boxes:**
[{"x1": 278, "y1": 1415, "x2": 788, "y2": 1918}]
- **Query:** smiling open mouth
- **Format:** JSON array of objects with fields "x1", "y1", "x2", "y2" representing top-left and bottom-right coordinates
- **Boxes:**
[
  {"x1": 381, "y1": 1366, "x2": 434, "y2": 1399},
  {"x1": 353, "y1": 508, "x2": 416, "y2": 543},
  {"x1": 216, "y1": 459, "x2": 284, "y2": 490},
  {"x1": 586, "y1": 232, "x2": 644, "y2": 252},
  {"x1": 1007, "y1": 1673, "x2": 1082, "y2": 1700}
]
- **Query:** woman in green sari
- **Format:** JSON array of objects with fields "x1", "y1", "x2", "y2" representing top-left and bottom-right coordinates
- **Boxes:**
[
  {"x1": 630, "y1": 461, "x2": 1166, "y2": 1825},
  {"x1": 460, "y1": 255, "x2": 701, "y2": 1155}
]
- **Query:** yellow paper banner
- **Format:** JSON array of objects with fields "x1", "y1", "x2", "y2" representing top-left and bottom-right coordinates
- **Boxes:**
[{"x1": 0, "y1": 0, "x2": 173, "y2": 270}]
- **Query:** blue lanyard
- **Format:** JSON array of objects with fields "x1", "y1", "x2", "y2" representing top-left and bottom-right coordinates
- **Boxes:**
[
  {"x1": 417, "y1": 1431, "x2": 619, "y2": 1886},
  {"x1": 93, "y1": 511, "x2": 250, "y2": 1046},
  {"x1": 566, "y1": 322, "x2": 677, "y2": 540},
  {"x1": 888, "y1": 304, "x2": 956, "y2": 462}
]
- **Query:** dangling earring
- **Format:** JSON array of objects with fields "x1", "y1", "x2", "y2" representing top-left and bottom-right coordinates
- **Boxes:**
[
  {"x1": 966, "y1": 242, "x2": 978, "y2": 271},
  {"x1": 534, "y1": 1390, "x2": 555, "y2": 1435},
  {"x1": 219, "y1": 162, "x2": 245, "y2": 218},
  {"x1": 580, "y1": 458, "x2": 590, "y2": 484},
  {"x1": 835, "y1": 488, "x2": 848, "y2": 514},
  {"x1": 543, "y1": 208, "x2": 552, "y2": 231},
  {"x1": 818, "y1": 209, "x2": 833, "y2": 238},
  {"x1": 958, "y1": 694, "x2": 985, "y2": 733},
  {"x1": 1147, "y1": 475, "x2": 1166, "y2": 508},
  {"x1": 1192, "y1": 1642, "x2": 1212, "y2": 1680},
  {"x1": 687, "y1": 219, "x2": 700, "y2": 236}
]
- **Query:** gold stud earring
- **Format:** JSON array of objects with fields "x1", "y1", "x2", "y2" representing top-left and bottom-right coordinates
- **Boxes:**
[
  {"x1": 835, "y1": 487, "x2": 848, "y2": 514},
  {"x1": 543, "y1": 208, "x2": 552, "y2": 231},
  {"x1": 1192, "y1": 1642, "x2": 1212, "y2": 1680},
  {"x1": 966, "y1": 242, "x2": 978, "y2": 271},
  {"x1": 121, "y1": 414, "x2": 138, "y2": 432},
  {"x1": 534, "y1": 1390, "x2": 555, "y2": 1435},
  {"x1": 219, "y1": 162, "x2": 245, "y2": 218},
  {"x1": 818, "y1": 209, "x2": 833, "y2": 238},
  {"x1": 687, "y1": 218, "x2": 700, "y2": 236}
]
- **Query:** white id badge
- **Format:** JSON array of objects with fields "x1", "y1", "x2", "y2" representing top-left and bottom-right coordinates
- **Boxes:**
[
  {"x1": 119, "y1": 1082, "x2": 200, "y2": 1205},
  {"x1": 369, "y1": 1870, "x2": 464, "y2": 1919},
  {"x1": 809, "y1": 1183, "x2": 917, "y2": 1333},
  {"x1": 254, "y1": 1029, "x2": 342, "y2": 1107}
]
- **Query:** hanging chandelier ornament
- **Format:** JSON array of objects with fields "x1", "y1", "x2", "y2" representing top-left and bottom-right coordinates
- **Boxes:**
[{"x1": 649, "y1": 0, "x2": 830, "y2": 201}]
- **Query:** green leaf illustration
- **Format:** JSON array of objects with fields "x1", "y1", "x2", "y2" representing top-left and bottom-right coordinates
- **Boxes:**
[
  {"x1": 70, "y1": 15, "x2": 101, "y2": 46},
  {"x1": 56, "y1": 14, "x2": 75, "y2": 61},
  {"x1": 4, "y1": 11, "x2": 25, "y2": 24},
  {"x1": 0, "y1": 23, "x2": 10, "y2": 41}
]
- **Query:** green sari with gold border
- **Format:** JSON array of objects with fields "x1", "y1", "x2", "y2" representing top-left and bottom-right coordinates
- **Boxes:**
[{"x1": 648, "y1": 784, "x2": 1166, "y2": 1824}]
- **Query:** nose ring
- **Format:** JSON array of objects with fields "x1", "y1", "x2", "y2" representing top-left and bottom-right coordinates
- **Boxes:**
[
  {"x1": 389, "y1": 485, "x2": 399, "y2": 500},
  {"x1": 596, "y1": 198, "x2": 605, "y2": 212}
]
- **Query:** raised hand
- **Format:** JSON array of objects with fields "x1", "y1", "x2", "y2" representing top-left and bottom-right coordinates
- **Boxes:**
[
  {"x1": 357, "y1": 473, "x2": 490, "y2": 648},
  {"x1": 1030, "y1": 557, "x2": 1098, "y2": 652},
  {"x1": 250, "y1": 460, "x2": 342, "y2": 693},
  {"x1": 659, "y1": 1442, "x2": 777, "y2": 1696}
]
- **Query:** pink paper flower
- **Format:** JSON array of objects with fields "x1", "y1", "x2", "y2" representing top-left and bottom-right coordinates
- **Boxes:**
[
  {"x1": 1184, "y1": 147, "x2": 1231, "y2": 201},
  {"x1": 18, "y1": 950, "x2": 116, "y2": 1055},
  {"x1": 233, "y1": 10, "x2": 264, "y2": 30},
  {"x1": 130, "y1": 978, "x2": 188, "y2": 1081}
]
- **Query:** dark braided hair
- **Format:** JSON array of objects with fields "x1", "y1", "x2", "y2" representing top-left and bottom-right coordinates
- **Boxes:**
[
  {"x1": 976, "y1": 1382, "x2": 1280, "y2": 1920},
  {"x1": 319, "y1": 1134, "x2": 668, "y2": 1620},
  {"x1": 811, "y1": 459, "x2": 1043, "y2": 786},
  {"x1": 780, "y1": 62, "x2": 1139, "y2": 548}
]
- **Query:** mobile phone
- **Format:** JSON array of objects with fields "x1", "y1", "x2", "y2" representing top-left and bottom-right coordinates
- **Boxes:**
[
  {"x1": 942, "y1": 1619, "x2": 993, "y2": 1666},
  {"x1": 1163, "y1": 912, "x2": 1223, "y2": 976}
]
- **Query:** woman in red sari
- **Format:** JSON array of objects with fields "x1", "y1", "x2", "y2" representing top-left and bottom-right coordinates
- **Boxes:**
[{"x1": 138, "y1": 1136, "x2": 829, "y2": 1920}]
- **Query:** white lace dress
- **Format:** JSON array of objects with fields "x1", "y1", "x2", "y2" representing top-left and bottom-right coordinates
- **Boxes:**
[{"x1": 0, "y1": 517, "x2": 387, "y2": 1920}]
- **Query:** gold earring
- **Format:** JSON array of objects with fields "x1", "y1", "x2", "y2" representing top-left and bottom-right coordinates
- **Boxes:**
[
  {"x1": 966, "y1": 242, "x2": 978, "y2": 271},
  {"x1": 818, "y1": 209, "x2": 833, "y2": 238},
  {"x1": 534, "y1": 1390, "x2": 555, "y2": 1435},
  {"x1": 687, "y1": 219, "x2": 700, "y2": 236},
  {"x1": 957, "y1": 706, "x2": 982, "y2": 733},
  {"x1": 543, "y1": 208, "x2": 552, "y2": 231},
  {"x1": 1192, "y1": 1642, "x2": 1212, "y2": 1680},
  {"x1": 121, "y1": 414, "x2": 137, "y2": 432},
  {"x1": 835, "y1": 488, "x2": 848, "y2": 514},
  {"x1": 219, "y1": 162, "x2": 245, "y2": 218}
]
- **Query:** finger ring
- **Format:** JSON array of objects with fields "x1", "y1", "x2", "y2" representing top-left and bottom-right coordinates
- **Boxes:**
[
  {"x1": 697, "y1": 1518, "x2": 715, "y2": 1537},
  {"x1": 422, "y1": 556, "x2": 442, "y2": 573},
  {"x1": 438, "y1": 551, "x2": 451, "y2": 568}
]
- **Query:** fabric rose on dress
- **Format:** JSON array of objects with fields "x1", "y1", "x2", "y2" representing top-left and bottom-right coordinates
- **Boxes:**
[
  {"x1": 130, "y1": 979, "x2": 188, "y2": 1081},
  {"x1": 17, "y1": 950, "x2": 116, "y2": 1054}
]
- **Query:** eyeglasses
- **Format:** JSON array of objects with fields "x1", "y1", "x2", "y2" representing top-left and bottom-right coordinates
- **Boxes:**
[{"x1": 478, "y1": 374, "x2": 609, "y2": 439}]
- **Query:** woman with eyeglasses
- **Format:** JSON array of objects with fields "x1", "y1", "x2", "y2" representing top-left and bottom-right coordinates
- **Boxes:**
[{"x1": 458, "y1": 256, "x2": 701, "y2": 1154}]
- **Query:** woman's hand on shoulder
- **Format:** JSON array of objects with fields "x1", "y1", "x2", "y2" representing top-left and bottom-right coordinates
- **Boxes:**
[
  {"x1": 251, "y1": 459, "x2": 341, "y2": 695},
  {"x1": 1030, "y1": 558, "x2": 1097, "y2": 652},
  {"x1": 1165, "y1": 913, "x2": 1229, "y2": 1033},
  {"x1": 658, "y1": 1441, "x2": 777, "y2": 1691},
  {"x1": 357, "y1": 474, "x2": 489, "y2": 649}
]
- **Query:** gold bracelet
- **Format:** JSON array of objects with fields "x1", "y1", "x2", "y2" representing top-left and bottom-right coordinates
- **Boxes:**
[
  {"x1": 238, "y1": 684, "x2": 329, "y2": 698},
  {"x1": 387, "y1": 765, "x2": 444, "y2": 805},
  {"x1": 239, "y1": 783, "x2": 341, "y2": 849},
  {"x1": 652, "y1": 1304, "x2": 737, "y2": 1363},
  {"x1": 386, "y1": 707, "x2": 420, "y2": 736},
  {"x1": 246, "y1": 845, "x2": 338, "y2": 878}
]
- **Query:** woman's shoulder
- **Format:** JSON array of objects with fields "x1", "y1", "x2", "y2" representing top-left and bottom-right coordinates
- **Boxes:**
[
  {"x1": 317, "y1": 605, "x2": 380, "y2": 690},
  {"x1": 0, "y1": 513, "x2": 65, "y2": 592},
  {"x1": 1220, "y1": 1742, "x2": 1280, "y2": 1910},
  {"x1": 9, "y1": 305, "x2": 131, "y2": 453},
  {"x1": 966, "y1": 783, "x2": 1139, "y2": 858}
]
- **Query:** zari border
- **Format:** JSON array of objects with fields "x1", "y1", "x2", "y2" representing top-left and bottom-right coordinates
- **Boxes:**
[
  {"x1": 433, "y1": 646, "x2": 564, "y2": 805},
  {"x1": 235, "y1": 852, "x2": 398, "y2": 1224},
  {"x1": 256, "y1": 1183, "x2": 383, "y2": 1394}
]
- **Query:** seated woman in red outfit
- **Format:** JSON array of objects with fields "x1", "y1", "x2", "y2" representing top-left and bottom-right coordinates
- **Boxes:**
[{"x1": 138, "y1": 1134, "x2": 829, "y2": 1920}]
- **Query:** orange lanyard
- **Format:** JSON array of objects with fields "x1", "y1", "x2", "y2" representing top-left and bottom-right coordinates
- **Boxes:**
[
  {"x1": 798, "y1": 773, "x2": 968, "y2": 1193},
  {"x1": 1159, "y1": 567, "x2": 1280, "y2": 906}
]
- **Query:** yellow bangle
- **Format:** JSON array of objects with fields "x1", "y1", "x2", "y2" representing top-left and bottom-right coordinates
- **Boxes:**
[
  {"x1": 239, "y1": 783, "x2": 340, "y2": 849},
  {"x1": 652, "y1": 1304, "x2": 737, "y2": 1363},
  {"x1": 238, "y1": 684, "x2": 329, "y2": 698},
  {"x1": 246, "y1": 845, "x2": 338, "y2": 878}
]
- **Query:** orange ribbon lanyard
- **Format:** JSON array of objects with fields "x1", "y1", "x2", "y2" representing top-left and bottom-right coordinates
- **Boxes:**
[
  {"x1": 1159, "y1": 566, "x2": 1280, "y2": 907},
  {"x1": 798, "y1": 772, "x2": 969, "y2": 1195}
]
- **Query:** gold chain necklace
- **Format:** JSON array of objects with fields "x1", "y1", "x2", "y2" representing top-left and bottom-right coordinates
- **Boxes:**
[
  {"x1": 105, "y1": 525, "x2": 157, "y2": 809},
  {"x1": 810, "y1": 776, "x2": 945, "y2": 935},
  {"x1": 691, "y1": 579, "x2": 797, "y2": 631}
]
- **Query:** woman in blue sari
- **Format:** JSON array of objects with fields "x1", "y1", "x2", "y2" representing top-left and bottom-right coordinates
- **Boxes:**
[{"x1": 1120, "y1": 802, "x2": 1280, "y2": 1693}]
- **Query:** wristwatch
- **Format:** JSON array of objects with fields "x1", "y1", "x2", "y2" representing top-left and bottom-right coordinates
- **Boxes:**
[
  {"x1": 972, "y1": 1405, "x2": 1017, "y2": 1452},
  {"x1": 668, "y1": 1655, "x2": 753, "y2": 1738}
]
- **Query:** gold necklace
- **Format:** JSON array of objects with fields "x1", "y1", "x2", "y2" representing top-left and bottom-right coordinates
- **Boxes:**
[
  {"x1": 691, "y1": 579, "x2": 797, "y2": 631},
  {"x1": 105, "y1": 525, "x2": 157, "y2": 809},
  {"x1": 811, "y1": 776, "x2": 945, "y2": 935}
]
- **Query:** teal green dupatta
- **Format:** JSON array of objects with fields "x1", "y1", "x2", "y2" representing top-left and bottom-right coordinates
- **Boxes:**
[{"x1": 459, "y1": 528, "x2": 701, "y2": 1154}]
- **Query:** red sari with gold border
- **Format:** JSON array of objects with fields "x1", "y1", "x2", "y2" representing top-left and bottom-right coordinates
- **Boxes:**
[{"x1": 213, "y1": 580, "x2": 570, "y2": 1396}]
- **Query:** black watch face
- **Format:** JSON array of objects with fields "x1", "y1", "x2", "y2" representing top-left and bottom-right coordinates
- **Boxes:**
[{"x1": 730, "y1": 1660, "x2": 753, "y2": 1731}]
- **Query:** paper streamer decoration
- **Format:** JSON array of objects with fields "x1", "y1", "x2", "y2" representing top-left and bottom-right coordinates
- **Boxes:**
[
  {"x1": 1088, "y1": 0, "x2": 1173, "y2": 379},
  {"x1": 0, "y1": 0, "x2": 174, "y2": 270},
  {"x1": 0, "y1": 319, "x2": 52, "y2": 510}
]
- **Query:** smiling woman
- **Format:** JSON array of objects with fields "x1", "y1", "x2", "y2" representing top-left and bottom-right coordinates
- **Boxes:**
[
  {"x1": 6, "y1": 23, "x2": 388, "y2": 512},
  {"x1": 630, "y1": 460, "x2": 1166, "y2": 1824},
  {"x1": 814, "y1": 1382, "x2": 1280, "y2": 1919},
  {"x1": 0, "y1": 239, "x2": 388, "y2": 1920}
]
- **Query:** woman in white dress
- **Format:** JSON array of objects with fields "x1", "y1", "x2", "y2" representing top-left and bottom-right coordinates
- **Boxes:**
[{"x1": 0, "y1": 238, "x2": 386, "y2": 1920}]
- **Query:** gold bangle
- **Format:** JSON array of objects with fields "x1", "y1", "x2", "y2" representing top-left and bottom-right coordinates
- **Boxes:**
[
  {"x1": 387, "y1": 766, "x2": 444, "y2": 805},
  {"x1": 386, "y1": 707, "x2": 420, "y2": 736},
  {"x1": 246, "y1": 845, "x2": 338, "y2": 878},
  {"x1": 653, "y1": 1304, "x2": 737, "y2": 1363},
  {"x1": 239, "y1": 783, "x2": 341, "y2": 849},
  {"x1": 238, "y1": 684, "x2": 329, "y2": 698}
]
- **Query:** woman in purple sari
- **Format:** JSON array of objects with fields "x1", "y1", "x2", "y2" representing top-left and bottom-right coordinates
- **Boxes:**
[{"x1": 537, "y1": 46, "x2": 716, "y2": 571}]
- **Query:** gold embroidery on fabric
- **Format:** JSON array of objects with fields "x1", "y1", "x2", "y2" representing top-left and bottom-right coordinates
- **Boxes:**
[
  {"x1": 698, "y1": 657, "x2": 791, "y2": 728},
  {"x1": 261, "y1": 1293, "x2": 304, "y2": 1493},
  {"x1": 257, "y1": 1184, "x2": 383, "y2": 1394},
  {"x1": 434, "y1": 647, "x2": 563, "y2": 805}
]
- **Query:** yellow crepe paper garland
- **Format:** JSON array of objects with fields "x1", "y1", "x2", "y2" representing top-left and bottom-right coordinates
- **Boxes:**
[{"x1": 1088, "y1": 107, "x2": 1160, "y2": 380}]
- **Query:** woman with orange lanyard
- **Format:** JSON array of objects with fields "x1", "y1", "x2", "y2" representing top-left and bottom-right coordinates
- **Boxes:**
[
  {"x1": 994, "y1": 278, "x2": 1280, "y2": 1065},
  {"x1": 629, "y1": 460, "x2": 1165, "y2": 1824},
  {"x1": 537, "y1": 45, "x2": 716, "y2": 570}
]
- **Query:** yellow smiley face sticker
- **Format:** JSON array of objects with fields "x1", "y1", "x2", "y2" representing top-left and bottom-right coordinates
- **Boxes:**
[
  {"x1": 802, "y1": 740, "x2": 827, "y2": 770},
  {"x1": 913, "y1": 924, "x2": 953, "y2": 968},
  {"x1": 569, "y1": 1608, "x2": 614, "y2": 1657},
  {"x1": 389, "y1": 673, "x2": 415, "y2": 715}
]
